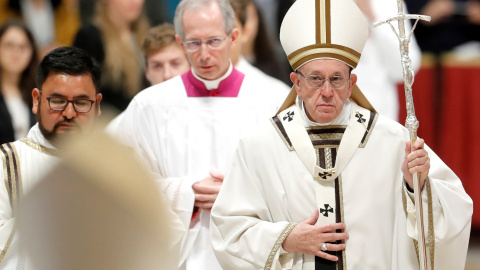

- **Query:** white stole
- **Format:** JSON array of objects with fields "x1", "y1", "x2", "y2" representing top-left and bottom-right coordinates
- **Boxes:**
[{"x1": 277, "y1": 104, "x2": 371, "y2": 226}]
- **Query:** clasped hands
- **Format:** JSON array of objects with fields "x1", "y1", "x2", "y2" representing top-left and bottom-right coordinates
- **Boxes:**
[{"x1": 192, "y1": 171, "x2": 224, "y2": 210}]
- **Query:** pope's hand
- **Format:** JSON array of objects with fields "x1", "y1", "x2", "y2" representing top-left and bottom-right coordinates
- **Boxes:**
[
  {"x1": 282, "y1": 210, "x2": 348, "y2": 262},
  {"x1": 192, "y1": 171, "x2": 224, "y2": 209},
  {"x1": 402, "y1": 138, "x2": 430, "y2": 191}
]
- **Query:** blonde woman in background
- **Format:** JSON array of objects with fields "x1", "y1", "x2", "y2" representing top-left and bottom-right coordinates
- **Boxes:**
[{"x1": 74, "y1": 0, "x2": 149, "y2": 113}]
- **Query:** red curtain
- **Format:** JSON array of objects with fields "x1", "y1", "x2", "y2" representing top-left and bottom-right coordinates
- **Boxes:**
[{"x1": 398, "y1": 54, "x2": 480, "y2": 228}]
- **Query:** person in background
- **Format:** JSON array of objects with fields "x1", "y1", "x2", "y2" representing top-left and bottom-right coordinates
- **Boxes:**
[
  {"x1": 353, "y1": 0, "x2": 421, "y2": 121},
  {"x1": 0, "y1": 46, "x2": 103, "y2": 270},
  {"x1": 73, "y1": 0, "x2": 149, "y2": 114},
  {"x1": 109, "y1": 0, "x2": 288, "y2": 268},
  {"x1": 405, "y1": 0, "x2": 480, "y2": 54},
  {"x1": 0, "y1": 20, "x2": 38, "y2": 144},
  {"x1": 241, "y1": 0, "x2": 291, "y2": 84},
  {"x1": 0, "y1": 0, "x2": 80, "y2": 57},
  {"x1": 106, "y1": 23, "x2": 190, "y2": 130},
  {"x1": 228, "y1": 0, "x2": 290, "y2": 93},
  {"x1": 142, "y1": 23, "x2": 190, "y2": 86},
  {"x1": 79, "y1": 0, "x2": 168, "y2": 31}
]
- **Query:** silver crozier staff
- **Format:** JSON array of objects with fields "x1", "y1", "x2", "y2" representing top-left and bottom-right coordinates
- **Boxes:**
[{"x1": 373, "y1": 1, "x2": 432, "y2": 270}]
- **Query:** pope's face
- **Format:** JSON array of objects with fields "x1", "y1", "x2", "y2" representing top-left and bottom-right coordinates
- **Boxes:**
[
  {"x1": 145, "y1": 43, "x2": 190, "y2": 85},
  {"x1": 178, "y1": 2, "x2": 238, "y2": 80},
  {"x1": 291, "y1": 59, "x2": 356, "y2": 123},
  {"x1": 32, "y1": 73, "x2": 102, "y2": 145}
]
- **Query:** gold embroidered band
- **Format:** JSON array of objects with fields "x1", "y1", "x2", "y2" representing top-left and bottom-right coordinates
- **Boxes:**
[
  {"x1": 0, "y1": 143, "x2": 22, "y2": 263},
  {"x1": 288, "y1": 45, "x2": 361, "y2": 70},
  {"x1": 264, "y1": 222, "x2": 297, "y2": 270},
  {"x1": 20, "y1": 137, "x2": 59, "y2": 157}
]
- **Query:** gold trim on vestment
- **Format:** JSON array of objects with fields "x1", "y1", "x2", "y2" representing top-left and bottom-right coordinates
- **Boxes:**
[
  {"x1": 20, "y1": 137, "x2": 59, "y2": 157},
  {"x1": 1, "y1": 144, "x2": 11, "y2": 201},
  {"x1": 309, "y1": 132, "x2": 344, "y2": 142},
  {"x1": 325, "y1": 148, "x2": 333, "y2": 169},
  {"x1": 0, "y1": 143, "x2": 21, "y2": 215},
  {"x1": 316, "y1": 144, "x2": 343, "y2": 149},
  {"x1": 426, "y1": 178, "x2": 435, "y2": 269},
  {"x1": 307, "y1": 125, "x2": 346, "y2": 131},
  {"x1": 0, "y1": 228, "x2": 16, "y2": 263},
  {"x1": 313, "y1": 136, "x2": 346, "y2": 269},
  {"x1": 401, "y1": 178, "x2": 435, "y2": 269},
  {"x1": 0, "y1": 143, "x2": 21, "y2": 263},
  {"x1": 338, "y1": 174, "x2": 347, "y2": 269},
  {"x1": 264, "y1": 222, "x2": 297, "y2": 270}
]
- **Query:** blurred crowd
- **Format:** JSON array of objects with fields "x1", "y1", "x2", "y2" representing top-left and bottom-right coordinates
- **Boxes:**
[{"x1": 0, "y1": 0, "x2": 479, "y2": 145}]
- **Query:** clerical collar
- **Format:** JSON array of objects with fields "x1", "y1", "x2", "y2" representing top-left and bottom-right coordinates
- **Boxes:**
[
  {"x1": 181, "y1": 63, "x2": 245, "y2": 97},
  {"x1": 297, "y1": 96, "x2": 353, "y2": 127},
  {"x1": 192, "y1": 62, "x2": 233, "y2": 90}
]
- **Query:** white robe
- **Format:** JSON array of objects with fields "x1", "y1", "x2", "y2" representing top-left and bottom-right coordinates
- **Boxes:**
[
  {"x1": 0, "y1": 124, "x2": 60, "y2": 270},
  {"x1": 235, "y1": 57, "x2": 292, "y2": 93},
  {"x1": 0, "y1": 125, "x2": 185, "y2": 270},
  {"x1": 112, "y1": 68, "x2": 289, "y2": 269},
  {"x1": 210, "y1": 100, "x2": 472, "y2": 270},
  {"x1": 354, "y1": 0, "x2": 421, "y2": 121}
]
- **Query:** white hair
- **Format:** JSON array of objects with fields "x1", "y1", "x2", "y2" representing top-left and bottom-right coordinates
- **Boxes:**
[{"x1": 174, "y1": 0, "x2": 235, "y2": 41}]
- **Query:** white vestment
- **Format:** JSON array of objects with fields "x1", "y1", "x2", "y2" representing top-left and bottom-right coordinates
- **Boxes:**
[
  {"x1": 0, "y1": 124, "x2": 60, "y2": 270},
  {"x1": 211, "y1": 98, "x2": 472, "y2": 270},
  {"x1": 0, "y1": 125, "x2": 185, "y2": 270},
  {"x1": 354, "y1": 0, "x2": 421, "y2": 121},
  {"x1": 111, "y1": 67, "x2": 289, "y2": 270},
  {"x1": 235, "y1": 57, "x2": 292, "y2": 93}
]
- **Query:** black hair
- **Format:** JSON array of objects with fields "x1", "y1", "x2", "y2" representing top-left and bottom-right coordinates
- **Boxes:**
[{"x1": 37, "y1": 46, "x2": 101, "y2": 93}]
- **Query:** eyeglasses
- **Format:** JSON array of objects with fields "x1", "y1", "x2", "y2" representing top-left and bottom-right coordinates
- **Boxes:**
[
  {"x1": 296, "y1": 71, "x2": 350, "y2": 90},
  {"x1": 182, "y1": 35, "x2": 229, "y2": 52},
  {"x1": 39, "y1": 90, "x2": 95, "y2": 113}
]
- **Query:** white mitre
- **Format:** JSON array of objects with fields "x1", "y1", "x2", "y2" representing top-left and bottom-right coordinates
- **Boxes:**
[{"x1": 277, "y1": 0, "x2": 376, "y2": 113}]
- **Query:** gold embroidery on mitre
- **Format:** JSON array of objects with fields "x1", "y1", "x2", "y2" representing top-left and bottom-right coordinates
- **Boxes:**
[{"x1": 289, "y1": 48, "x2": 360, "y2": 70}]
